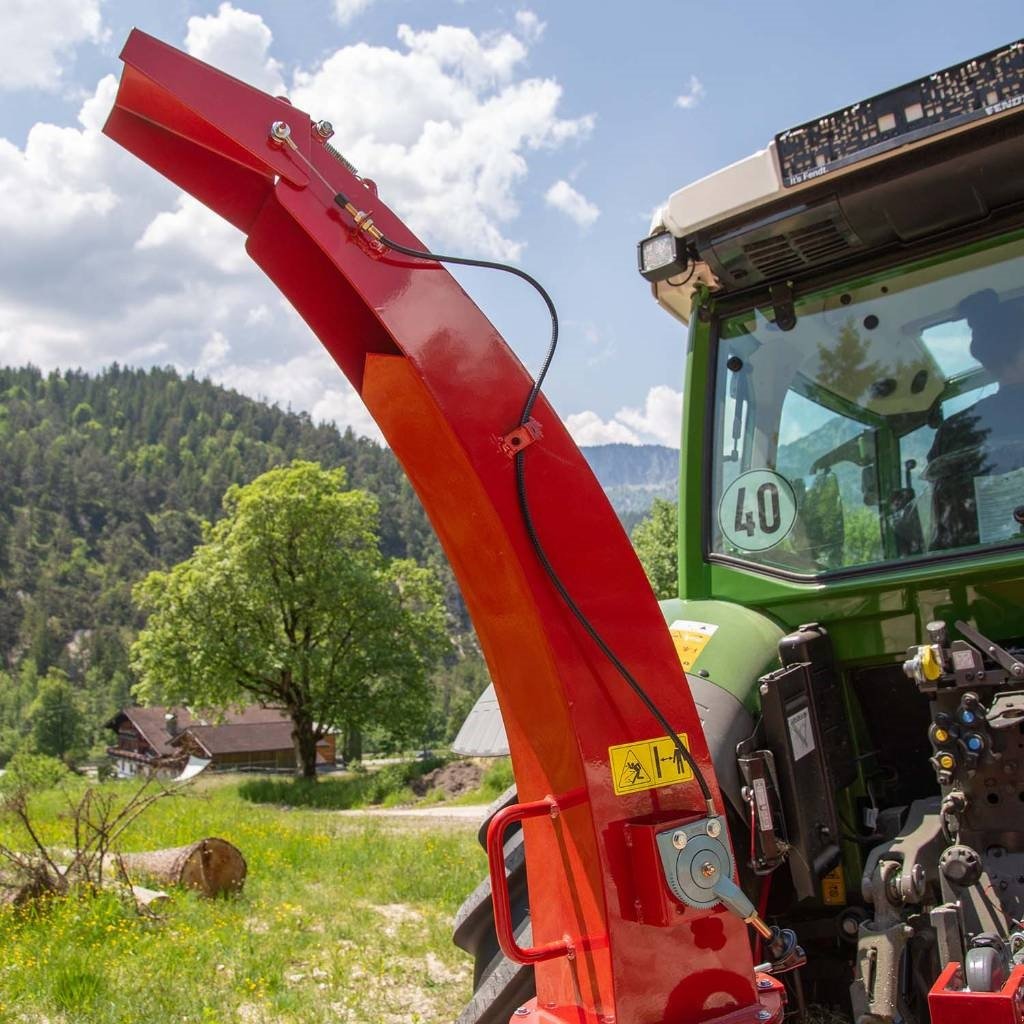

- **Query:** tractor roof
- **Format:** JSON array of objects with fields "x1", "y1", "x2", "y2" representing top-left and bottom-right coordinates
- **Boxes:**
[{"x1": 645, "y1": 39, "x2": 1024, "y2": 323}]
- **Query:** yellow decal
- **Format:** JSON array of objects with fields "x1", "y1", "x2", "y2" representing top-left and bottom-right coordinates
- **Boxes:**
[
  {"x1": 821, "y1": 865, "x2": 846, "y2": 907},
  {"x1": 669, "y1": 619, "x2": 718, "y2": 671},
  {"x1": 609, "y1": 733, "x2": 694, "y2": 796}
]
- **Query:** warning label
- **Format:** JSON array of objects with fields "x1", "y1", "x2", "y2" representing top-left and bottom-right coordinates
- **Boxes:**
[
  {"x1": 669, "y1": 619, "x2": 718, "y2": 671},
  {"x1": 821, "y1": 865, "x2": 846, "y2": 907},
  {"x1": 609, "y1": 733, "x2": 694, "y2": 796},
  {"x1": 752, "y1": 776, "x2": 773, "y2": 831},
  {"x1": 787, "y1": 707, "x2": 815, "y2": 761}
]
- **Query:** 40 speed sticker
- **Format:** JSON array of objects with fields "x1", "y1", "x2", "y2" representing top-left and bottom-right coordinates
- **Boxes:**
[{"x1": 719, "y1": 469, "x2": 796, "y2": 552}]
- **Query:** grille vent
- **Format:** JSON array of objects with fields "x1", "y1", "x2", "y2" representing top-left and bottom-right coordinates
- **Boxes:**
[
  {"x1": 740, "y1": 218, "x2": 855, "y2": 278},
  {"x1": 792, "y1": 220, "x2": 851, "y2": 261}
]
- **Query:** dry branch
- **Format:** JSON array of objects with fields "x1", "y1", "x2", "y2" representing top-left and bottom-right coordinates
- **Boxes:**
[{"x1": 0, "y1": 774, "x2": 244, "y2": 908}]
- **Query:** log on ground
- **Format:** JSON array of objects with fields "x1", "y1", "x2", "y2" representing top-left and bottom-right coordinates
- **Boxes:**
[{"x1": 118, "y1": 838, "x2": 247, "y2": 897}]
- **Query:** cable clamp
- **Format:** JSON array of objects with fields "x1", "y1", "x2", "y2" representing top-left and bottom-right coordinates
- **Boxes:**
[{"x1": 499, "y1": 419, "x2": 543, "y2": 458}]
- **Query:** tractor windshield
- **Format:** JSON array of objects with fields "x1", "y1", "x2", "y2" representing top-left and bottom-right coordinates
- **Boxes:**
[{"x1": 710, "y1": 234, "x2": 1024, "y2": 576}]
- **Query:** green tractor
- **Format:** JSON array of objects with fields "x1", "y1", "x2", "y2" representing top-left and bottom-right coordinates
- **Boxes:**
[{"x1": 456, "y1": 38, "x2": 1024, "y2": 1023}]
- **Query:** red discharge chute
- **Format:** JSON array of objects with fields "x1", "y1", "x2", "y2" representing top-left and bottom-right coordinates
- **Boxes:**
[{"x1": 104, "y1": 29, "x2": 764, "y2": 1023}]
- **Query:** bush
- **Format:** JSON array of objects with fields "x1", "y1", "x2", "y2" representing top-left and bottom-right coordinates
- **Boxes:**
[
  {"x1": 238, "y1": 756, "x2": 447, "y2": 810},
  {"x1": 0, "y1": 752, "x2": 70, "y2": 794},
  {"x1": 479, "y1": 758, "x2": 514, "y2": 799}
]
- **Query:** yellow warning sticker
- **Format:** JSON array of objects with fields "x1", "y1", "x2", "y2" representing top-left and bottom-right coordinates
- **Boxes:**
[
  {"x1": 609, "y1": 733, "x2": 694, "y2": 796},
  {"x1": 669, "y1": 619, "x2": 718, "y2": 671},
  {"x1": 821, "y1": 865, "x2": 846, "y2": 907}
]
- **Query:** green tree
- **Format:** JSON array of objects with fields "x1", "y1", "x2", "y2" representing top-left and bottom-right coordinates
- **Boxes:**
[
  {"x1": 631, "y1": 498, "x2": 679, "y2": 599},
  {"x1": 131, "y1": 461, "x2": 450, "y2": 778},
  {"x1": 27, "y1": 670, "x2": 83, "y2": 763}
]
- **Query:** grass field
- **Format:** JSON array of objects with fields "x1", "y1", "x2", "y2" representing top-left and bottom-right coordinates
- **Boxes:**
[{"x1": 0, "y1": 775, "x2": 487, "y2": 1024}]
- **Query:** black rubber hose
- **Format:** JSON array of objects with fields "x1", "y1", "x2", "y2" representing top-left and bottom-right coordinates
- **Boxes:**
[{"x1": 364, "y1": 212, "x2": 715, "y2": 813}]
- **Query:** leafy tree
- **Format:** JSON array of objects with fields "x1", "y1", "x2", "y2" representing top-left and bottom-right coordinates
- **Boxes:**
[
  {"x1": 28, "y1": 670, "x2": 84, "y2": 763},
  {"x1": 131, "y1": 462, "x2": 450, "y2": 778},
  {"x1": 631, "y1": 498, "x2": 679, "y2": 599},
  {"x1": 843, "y1": 506, "x2": 883, "y2": 566}
]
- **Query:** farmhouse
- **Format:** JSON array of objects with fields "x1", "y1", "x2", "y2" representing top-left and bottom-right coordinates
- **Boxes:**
[{"x1": 105, "y1": 705, "x2": 336, "y2": 775}]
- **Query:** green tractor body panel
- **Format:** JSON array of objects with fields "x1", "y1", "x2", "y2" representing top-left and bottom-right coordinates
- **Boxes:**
[
  {"x1": 657, "y1": 597, "x2": 784, "y2": 712},
  {"x1": 677, "y1": 236, "x2": 1024, "y2": 670}
]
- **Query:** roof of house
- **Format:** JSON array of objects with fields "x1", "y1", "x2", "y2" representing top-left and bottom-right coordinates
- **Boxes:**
[
  {"x1": 173, "y1": 722, "x2": 296, "y2": 756},
  {"x1": 106, "y1": 705, "x2": 290, "y2": 757}
]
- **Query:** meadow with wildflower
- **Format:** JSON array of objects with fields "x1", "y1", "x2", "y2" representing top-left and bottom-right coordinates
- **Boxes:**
[{"x1": 0, "y1": 775, "x2": 487, "y2": 1023}]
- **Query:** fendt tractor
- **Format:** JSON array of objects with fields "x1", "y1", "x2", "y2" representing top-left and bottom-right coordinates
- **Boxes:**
[{"x1": 101, "y1": 28, "x2": 1024, "y2": 1024}]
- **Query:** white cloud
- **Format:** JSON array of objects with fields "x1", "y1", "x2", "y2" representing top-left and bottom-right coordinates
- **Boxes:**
[
  {"x1": 564, "y1": 410, "x2": 642, "y2": 446},
  {"x1": 570, "y1": 320, "x2": 615, "y2": 367},
  {"x1": 185, "y1": 3, "x2": 286, "y2": 95},
  {"x1": 566, "y1": 386, "x2": 683, "y2": 447},
  {"x1": 333, "y1": 0, "x2": 378, "y2": 25},
  {"x1": 544, "y1": 179, "x2": 599, "y2": 227},
  {"x1": 136, "y1": 194, "x2": 250, "y2": 274},
  {"x1": 198, "y1": 331, "x2": 231, "y2": 372},
  {"x1": 675, "y1": 75, "x2": 705, "y2": 110},
  {"x1": 515, "y1": 11, "x2": 546, "y2": 44},
  {"x1": 207, "y1": 344, "x2": 383, "y2": 441},
  {"x1": 0, "y1": 0, "x2": 103, "y2": 92},
  {"x1": 290, "y1": 23, "x2": 594, "y2": 260},
  {"x1": 0, "y1": 72, "x2": 157, "y2": 244},
  {"x1": 396, "y1": 24, "x2": 526, "y2": 89},
  {"x1": 0, "y1": 9, "x2": 593, "y2": 443}
]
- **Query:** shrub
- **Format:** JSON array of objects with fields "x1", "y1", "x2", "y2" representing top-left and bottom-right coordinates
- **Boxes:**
[
  {"x1": 479, "y1": 758, "x2": 514, "y2": 799},
  {"x1": 238, "y1": 756, "x2": 447, "y2": 810},
  {"x1": 0, "y1": 752, "x2": 70, "y2": 795}
]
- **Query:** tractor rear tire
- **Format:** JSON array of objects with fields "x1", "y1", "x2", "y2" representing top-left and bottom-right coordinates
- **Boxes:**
[{"x1": 453, "y1": 785, "x2": 535, "y2": 1023}]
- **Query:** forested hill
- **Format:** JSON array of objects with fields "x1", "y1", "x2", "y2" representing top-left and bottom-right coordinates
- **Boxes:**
[
  {"x1": 0, "y1": 365, "x2": 445, "y2": 696},
  {"x1": 0, "y1": 365, "x2": 674, "y2": 758},
  {"x1": 581, "y1": 443, "x2": 679, "y2": 529}
]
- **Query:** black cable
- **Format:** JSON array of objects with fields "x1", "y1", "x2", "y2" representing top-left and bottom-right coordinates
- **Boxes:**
[
  {"x1": 365, "y1": 209, "x2": 715, "y2": 814},
  {"x1": 364, "y1": 229, "x2": 557, "y2": 426},
  {"x1": 665, "y1": 261, "x2": 696, "y2": 288}
]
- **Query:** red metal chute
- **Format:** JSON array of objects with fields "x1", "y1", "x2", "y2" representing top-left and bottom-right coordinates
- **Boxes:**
[{"x1": 104, "y1": 30, "x2": 766, "y2": 1023}]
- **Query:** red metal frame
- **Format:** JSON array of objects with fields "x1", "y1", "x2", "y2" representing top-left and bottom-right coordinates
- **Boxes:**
[
  {"x1": 929, "y1": 962, "x2": 1024, "y2": 1023},
  {"x1": 104, "y1": 30, "x2": 765, "y2": 1023},
  {"x1": 487, "y1": 795, "x2": 574, "y2": 965}
]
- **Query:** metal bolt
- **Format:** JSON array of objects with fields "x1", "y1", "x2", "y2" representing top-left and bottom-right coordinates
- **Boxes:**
[
  {"x1": 758, "y1": 1011, "x2": 773, "y2": 1021},
  {"x1": 700, "y1": 861, "x2": 717, "y2": 879},
  {"x1": 313, "y1": 119, "x2": 334, "y2": 140},
  {"x1": 671, "y1": 830, "x2": 687, "y2": 850},
  {"x1": 514, "y1": 1009, "x2": 530, "y2": 1018},
  {"x1": 756, "y1": 979, "x2": 773, "y2": 990},
  {"x1": 270, "y1": 120, "x2": 292, "y2": 142},
  {"x1": 706, "y1": 819, "x2": 722, "y2": 839}
]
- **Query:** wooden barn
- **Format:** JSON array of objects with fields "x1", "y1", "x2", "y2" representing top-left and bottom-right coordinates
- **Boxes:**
[{"x1": 105, "y1": 706, "x2": 335, "y2": 776}]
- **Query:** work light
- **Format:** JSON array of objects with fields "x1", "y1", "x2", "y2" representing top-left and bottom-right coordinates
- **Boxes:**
[{"x1": 637, "y1": 231, "x2": 689, "y2": 283}]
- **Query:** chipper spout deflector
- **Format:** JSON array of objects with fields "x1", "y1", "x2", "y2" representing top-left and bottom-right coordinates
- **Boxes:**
[{"x1": 104, "y1": 30, "x2": 775, "y2": 1023}]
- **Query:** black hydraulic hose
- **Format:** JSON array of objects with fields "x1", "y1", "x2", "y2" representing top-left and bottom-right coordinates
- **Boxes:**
[
  {"x1": 365, "y1": 232, "x2": 558, "y2": 428},
  {"x1": 366, "y1": 216, "x2": 715, "y2": 815}
]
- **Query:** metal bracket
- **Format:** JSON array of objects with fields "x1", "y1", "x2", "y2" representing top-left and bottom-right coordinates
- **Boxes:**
[
  {"x1": 955, "y1": 619, "x2": 1024, "y2": 679},
  {"x1": 499, "y1": 419, "x2": 543, "y2": 458},
  {"x1": 769, "y1": 282, "x2": 796, "y2": 332}
]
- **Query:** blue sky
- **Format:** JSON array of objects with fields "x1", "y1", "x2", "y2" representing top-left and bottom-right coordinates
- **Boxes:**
[{"x1": 1, "y1": 1, "x2": 1021, "y2": 446}]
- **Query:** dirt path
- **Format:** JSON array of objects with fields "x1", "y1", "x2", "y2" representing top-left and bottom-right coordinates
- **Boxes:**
[{"x1": 332, "y1": 803, "x2": 487, "y2": 827}]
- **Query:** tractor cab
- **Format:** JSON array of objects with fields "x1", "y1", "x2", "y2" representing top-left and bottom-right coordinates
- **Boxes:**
[
  {"x1": 709, "y1": 236, "x2": 1024, "y2": 577},
  {"x1": 642, "y1": 38, "x2": 1024, "y2": 1021}
]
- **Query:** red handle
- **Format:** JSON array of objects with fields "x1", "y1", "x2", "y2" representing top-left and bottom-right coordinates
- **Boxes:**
[{"x1": 486, "y1": 795, "x2": 573, "y2": 965}]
